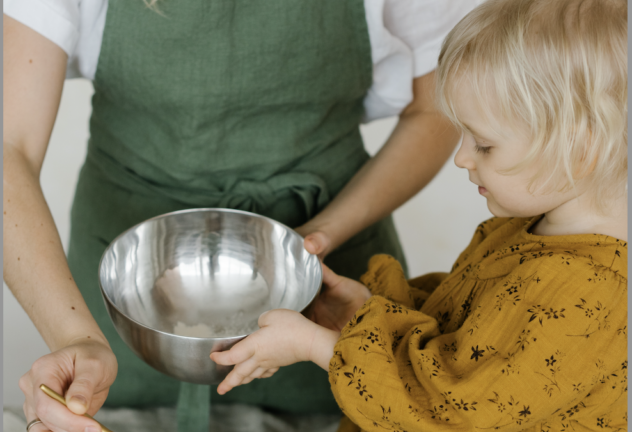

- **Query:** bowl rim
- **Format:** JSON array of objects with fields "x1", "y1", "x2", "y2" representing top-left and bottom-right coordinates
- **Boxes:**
[{"x1": 97, "y1": 207, "x2": 323, "y2": 340}]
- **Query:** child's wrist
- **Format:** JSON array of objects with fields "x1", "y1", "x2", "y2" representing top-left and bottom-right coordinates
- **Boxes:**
[{"x1": 307, "y1": 326, "x2": 340, "y2": 370}]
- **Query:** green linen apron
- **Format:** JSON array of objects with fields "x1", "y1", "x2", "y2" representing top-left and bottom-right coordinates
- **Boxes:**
[{"x1": 66, "y1": 1, "x2": 407, "y2": 430}]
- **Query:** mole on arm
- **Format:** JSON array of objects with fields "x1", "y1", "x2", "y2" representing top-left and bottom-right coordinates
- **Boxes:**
[{"x1": 71, "y1": 307, "x2": 75, "y2": 310}]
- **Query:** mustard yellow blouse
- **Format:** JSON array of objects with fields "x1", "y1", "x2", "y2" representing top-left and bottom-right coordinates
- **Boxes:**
[{"x1": 329, "y1": 217, "x2": 627, "y2": 432}]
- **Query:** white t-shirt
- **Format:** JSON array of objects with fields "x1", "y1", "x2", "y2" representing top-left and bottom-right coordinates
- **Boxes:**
[{"x1": 4, "y1": 0, "x2": 477, "y2": 122}]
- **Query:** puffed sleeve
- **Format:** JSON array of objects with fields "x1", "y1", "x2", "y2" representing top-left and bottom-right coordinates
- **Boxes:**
[
  {"x1": 329, "y1": 254, "x2": 627, "y2": 431},
  {"x1": 360, "y1": 255, "x2": 447, "y2": 311}
]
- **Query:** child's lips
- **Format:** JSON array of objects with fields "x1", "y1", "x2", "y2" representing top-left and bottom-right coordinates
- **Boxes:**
[{"x1": 478, "y1": 186, "x2": 488, "y2": 195}]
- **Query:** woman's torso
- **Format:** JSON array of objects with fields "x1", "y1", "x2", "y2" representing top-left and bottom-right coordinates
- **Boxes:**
[{"x1": 4, "y1": 0, "x2": 478, "y2": 122}]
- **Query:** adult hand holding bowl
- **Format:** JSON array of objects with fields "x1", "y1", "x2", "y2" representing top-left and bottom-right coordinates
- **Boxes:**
[{"x1": 99, "y1": 208, "x2": 322, "y2": 385}]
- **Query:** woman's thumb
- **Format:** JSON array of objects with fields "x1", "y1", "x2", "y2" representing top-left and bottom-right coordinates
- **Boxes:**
[
  {"x1": 304, "y1": 231, "x2": 330, "y2": 256},
  {"x1": 65, "y1": 363, "x2": 99, "y2": 415},
  {"x1": 303, "y1": 235, "x2": 320, "y2": 255}
]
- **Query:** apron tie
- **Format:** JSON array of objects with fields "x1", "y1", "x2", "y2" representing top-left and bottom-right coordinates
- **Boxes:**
[
  {"x1": 88, "y1": 145, "x2": 331, "y2": 219},
  {"x1": 219, "y1": 179, "x2": 276, "y2": 213},
  {"x1": 220, "y1": 172, "x2": 331, "y2": 217}
]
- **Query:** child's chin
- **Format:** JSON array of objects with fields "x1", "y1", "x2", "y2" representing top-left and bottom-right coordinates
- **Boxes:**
[
  {"x1": 486, "y1": 201, "x2": 517, "y2": 218},
  {"x1": 488, "y1": 203, "x2": 539, "y2": 219}
]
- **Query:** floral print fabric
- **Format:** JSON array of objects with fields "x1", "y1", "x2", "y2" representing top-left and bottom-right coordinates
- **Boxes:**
[{"x1": 329, "y1": 217, "x2": 627, "y2": 432}]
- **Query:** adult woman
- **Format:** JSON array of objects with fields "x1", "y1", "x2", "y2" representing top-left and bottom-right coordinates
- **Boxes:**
[{"x1": 4, "y1": 1, "x2": 473, "y2": 431}]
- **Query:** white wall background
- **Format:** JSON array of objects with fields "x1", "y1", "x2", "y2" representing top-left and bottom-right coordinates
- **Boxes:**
[{"x1": 3, "y1": 79, "x2": 491, "y2": 406}]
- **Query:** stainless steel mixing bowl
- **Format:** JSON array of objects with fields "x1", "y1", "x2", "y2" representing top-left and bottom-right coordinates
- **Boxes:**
[{"x1": 98, "y1": 208, "x2": 322, "y2": 385}]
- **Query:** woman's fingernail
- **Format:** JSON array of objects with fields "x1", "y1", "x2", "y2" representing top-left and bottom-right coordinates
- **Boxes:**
[{"x1": 69, "y1": 395, "x2": 87, "y2": 410}]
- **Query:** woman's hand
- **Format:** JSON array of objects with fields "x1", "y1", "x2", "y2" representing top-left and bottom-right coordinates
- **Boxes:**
[
  {"x1": 309, "y1": 264, "x2": 372, "y2": 332},
  {"x1": 294, "y1": 224, "x2": 333, "y2": 260},
  {"x1": 19, "y1": 338, "x2": 117, "y2": 432},
  {"x1": 211, "y1": 309, "x2": 339, "y2": 395}
]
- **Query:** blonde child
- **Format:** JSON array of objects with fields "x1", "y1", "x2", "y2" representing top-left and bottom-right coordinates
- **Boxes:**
[{"x1": 211, "y1": 0, "x2": 628, "y2": 430}]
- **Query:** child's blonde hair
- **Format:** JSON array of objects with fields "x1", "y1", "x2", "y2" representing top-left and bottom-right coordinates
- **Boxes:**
[{"x1": 437, "y1": 0, "x2": 627, "y2": 210}]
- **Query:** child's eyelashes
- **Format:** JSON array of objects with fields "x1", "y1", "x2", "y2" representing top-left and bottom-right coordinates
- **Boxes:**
[{"x1": 474, "y1": 144, "x2": 491, "y2": 154}]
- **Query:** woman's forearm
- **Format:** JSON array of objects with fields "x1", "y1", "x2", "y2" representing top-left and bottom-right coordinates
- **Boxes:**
[
  {"x1": 3, "y1": 15, "x2": 108, "y2": 352},
  {"x1": 304, "y1": 72, "x2": 461, "y2": 252},
  {"x1": 4, "y1": 146, "x2": 109, "y2": 351}
]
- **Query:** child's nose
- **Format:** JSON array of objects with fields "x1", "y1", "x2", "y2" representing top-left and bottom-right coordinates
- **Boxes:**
[{"x1": 454, "y1": 136, "x2": 476, "y2": 170}]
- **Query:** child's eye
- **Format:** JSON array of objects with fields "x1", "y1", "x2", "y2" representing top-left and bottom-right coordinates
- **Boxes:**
[{"x1": 474, "y1": 144, "x2": 491, "y2": 154}]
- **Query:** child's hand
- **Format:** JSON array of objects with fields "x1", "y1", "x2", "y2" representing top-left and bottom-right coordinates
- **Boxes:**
[
  {"x1": 309, "y1": 264, "x2": 372, "y2": 331},
  {"x1": 210, "y1": 309, "x2": 339, "y2": 395}
]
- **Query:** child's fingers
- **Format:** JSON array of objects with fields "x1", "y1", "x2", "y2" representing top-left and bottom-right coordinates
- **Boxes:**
[
  {"x1": 210, "y1": 339, "x2": 256, "y2": 365},
  {"x1": 249, "y1": 367, "x2": 268, "y2": 379},
  {"x1": 260, "y1": 368, "x2": 279, "y2": 378},
  {"x1": 216, "y1": 357, "x2": 259, "y2": 395},
  {"x1": 236, "y1": 368, "x2": 270, "y2": 386}
]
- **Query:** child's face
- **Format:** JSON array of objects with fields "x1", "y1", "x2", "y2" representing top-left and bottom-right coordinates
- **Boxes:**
[{"x1": 452, "y1": 83, "x2": 574, "y2": 218}]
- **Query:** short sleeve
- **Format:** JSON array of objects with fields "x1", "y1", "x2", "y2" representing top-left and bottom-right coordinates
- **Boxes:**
[
  {"x1": 4, "y1": 0, "x2": 80, "y2": 56},
  {"x1": 383, "y1": 0, "x2": 479, "y2": 78},
  {"x1": 362, "y1": 0, "x2": 479, "y2": 121},
  {"x1": 329, "y1": 254, "x2": 627, "y2": 431}
]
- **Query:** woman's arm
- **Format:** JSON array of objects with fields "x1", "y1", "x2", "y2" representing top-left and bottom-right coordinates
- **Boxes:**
[
  {"x1": 3, "y1": 14, "x2": 106, "y2": 353},
  {"x1": 297, "y1": 71, "x2": 461, "y2": 256},
  {"x1": 4, "y1": 14, "x2": 116, "y2": 430}
]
